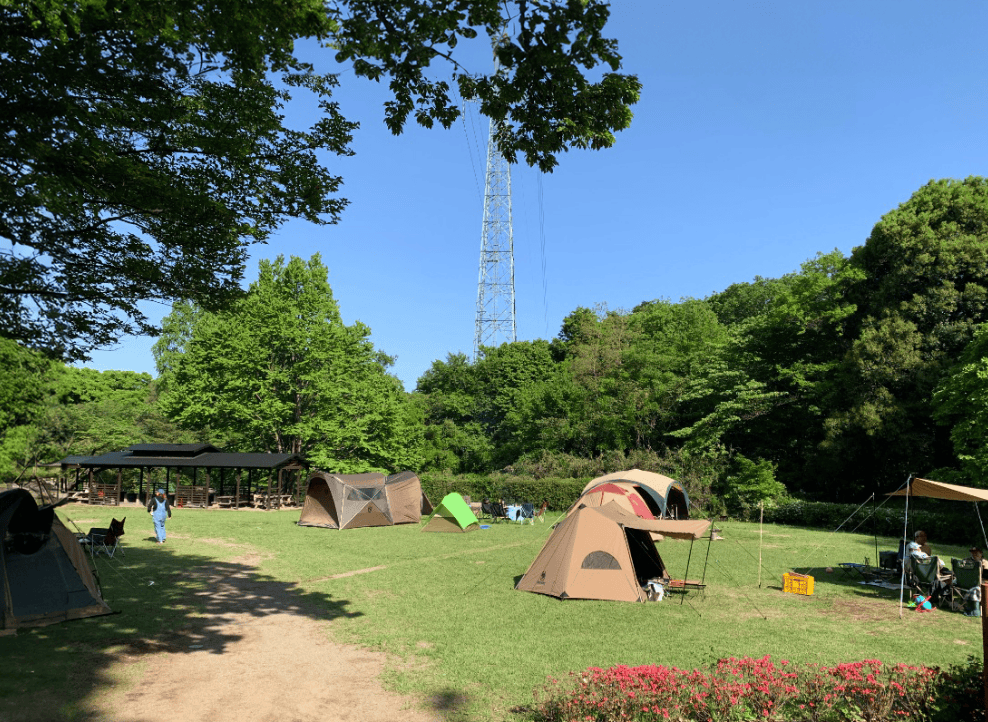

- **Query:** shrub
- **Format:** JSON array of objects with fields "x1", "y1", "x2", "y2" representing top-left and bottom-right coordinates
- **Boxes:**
[
  {"x1": 532, "y1": 656, "x2": 943, "y2": 722},
  {"x1": 764, "y1": 499, "x2": 982, "y2": 547},
  {"x1": 418, "y1": 472, "x2": 586, "y2": 511}
]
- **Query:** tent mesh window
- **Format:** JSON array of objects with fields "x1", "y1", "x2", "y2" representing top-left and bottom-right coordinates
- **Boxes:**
[
  {"x1": 581, "y1": 551, "x2": 622, "y2": 570},
  {"x1": 347, "y1": 487, "x2": 384, "y2": 501}
]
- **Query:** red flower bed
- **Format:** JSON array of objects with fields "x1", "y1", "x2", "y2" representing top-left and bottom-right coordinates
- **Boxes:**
[{"x1": 532, "y1": 656, "x2": 943, "y2": 721}]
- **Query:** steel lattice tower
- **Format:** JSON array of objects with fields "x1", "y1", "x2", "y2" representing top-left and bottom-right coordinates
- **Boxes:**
[{"x1": 473, "y1": 115, "x2": 516, "y2": 360}]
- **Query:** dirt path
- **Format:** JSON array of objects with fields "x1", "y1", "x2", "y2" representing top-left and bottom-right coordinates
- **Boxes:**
[{"x1": 101, "y1": 550, "x2": 438, "y2": 722}]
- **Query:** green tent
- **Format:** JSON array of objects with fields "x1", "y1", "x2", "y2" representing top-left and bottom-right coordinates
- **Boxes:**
[{"x1": 421, "y1": 493, "x2": 480, "y2": 533}]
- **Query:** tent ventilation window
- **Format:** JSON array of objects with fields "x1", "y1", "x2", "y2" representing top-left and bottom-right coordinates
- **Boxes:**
[{"x1": 581, "y1": 551, "x2": 621, "y2": 570}]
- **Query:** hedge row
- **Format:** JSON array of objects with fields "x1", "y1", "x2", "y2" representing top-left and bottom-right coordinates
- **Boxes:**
[
  {"x1": 419, "y1": 473, "x2": 588, "y2": 512},
  {"x1": 763, "y1": 499, "x2": 988, "y2": 548}
]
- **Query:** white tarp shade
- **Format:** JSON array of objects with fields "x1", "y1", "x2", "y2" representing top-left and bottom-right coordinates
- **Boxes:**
[{"x1": 886, "y1": 477, "x2": 988, "y2": 503}]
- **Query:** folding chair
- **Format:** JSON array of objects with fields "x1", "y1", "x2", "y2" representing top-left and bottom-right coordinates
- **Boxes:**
[
  {"x1": 950, "y1": 558, "x2": 982, "y2": 615},
  {"x1": 86, "y1": 517, "x2": 126, "y2": 558},
  {"x1": 907, "y1": 556, "x2": 951, "y2": 608},
  {"x1": 532, "y1": 501, "x2": 548, "y2": 523},
  {"x1": 489, "y1": 501, "x2": 510, "y2": 523},
  {"x1": 518, "y1": 503, "x2": 536, "y2": 525}
]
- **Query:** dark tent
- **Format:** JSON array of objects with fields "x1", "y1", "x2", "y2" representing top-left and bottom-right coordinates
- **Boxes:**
[{"x1": 1, "y1": 489, "x2": 112, "y2": 631}]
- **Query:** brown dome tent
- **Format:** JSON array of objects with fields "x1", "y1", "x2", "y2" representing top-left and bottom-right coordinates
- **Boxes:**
[
  {"x1": 297, "y1": 471, "x2": 432, "y2": 529},
  {"x1": 0, "y1": 489, "x2": 112, "y2": 631},
  {"x1": 516, "y1": 501, "x2": 710, "y2": 603},
  {"x1": 582, "y1": 469, "x2": 691, "y2": 519}
]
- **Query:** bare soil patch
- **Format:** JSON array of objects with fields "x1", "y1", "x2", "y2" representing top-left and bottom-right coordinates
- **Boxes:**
[{"x1": 97, "y1": 546, "x2": 437, "y2": 722}]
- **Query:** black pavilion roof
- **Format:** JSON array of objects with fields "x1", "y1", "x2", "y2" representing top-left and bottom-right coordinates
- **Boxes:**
[{"x1": 58, "y1": 444, "x2": 307, "y2": 470}]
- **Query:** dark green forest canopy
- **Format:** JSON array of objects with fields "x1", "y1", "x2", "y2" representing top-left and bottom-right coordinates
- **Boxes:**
[
  {"x1": 413, "y1": 178, "x2": 988, "y2": 500},
  {"x1": 0, "y1": 0, "x2": 640, "y2": 362}
]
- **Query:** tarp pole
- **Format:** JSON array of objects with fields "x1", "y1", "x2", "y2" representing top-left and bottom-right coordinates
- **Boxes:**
[
  {"x1": 976, "y1": 502, "x2": 988, "y2": 552},
  {"x1": 758, "y1": 502, "x2": 764, "y2": 588},
  {"x1": 681, "y1": 538, "x2": 695, "y2": 606},
  {"x1": 873, "y1": 494, "x2": 880, "y2": 570},
  {"x1": 700, "y1": 525, "x2": 714, "y2": 587},
  {"x1": 899, "y1": 474, "x2": 913, "y2": 619}
]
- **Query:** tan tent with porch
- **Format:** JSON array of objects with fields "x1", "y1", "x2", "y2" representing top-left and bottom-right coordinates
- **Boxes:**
[
  {"x1": 515, "y1": 501, "x2": 710, "y2": 602},
  {"x1": 297, "y1": 471, "x2": 432, "y2": 529}
]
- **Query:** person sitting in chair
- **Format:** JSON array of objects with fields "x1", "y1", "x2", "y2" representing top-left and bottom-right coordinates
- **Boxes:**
[
  {"x1": 906, "y1": 530, "x2": 932, "y2": 559},
  {"x1": 968, "y1": 547, "x2": 988, "y2": 576}
]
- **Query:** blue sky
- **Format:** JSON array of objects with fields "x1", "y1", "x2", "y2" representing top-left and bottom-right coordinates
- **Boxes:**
[{"x1": 82, "y1": 1, "x2": 988, "y2": 391}]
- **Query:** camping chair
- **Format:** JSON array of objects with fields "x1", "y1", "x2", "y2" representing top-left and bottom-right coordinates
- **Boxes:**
[
  {"x1": 907, "y1": 555, "x2": 951, "y2": 608},
  {"x1": 950, "y1": 558, "x2": 983, "y2": 614},
  {"x1": 489, "y1": 501, "x2": 510, "y2": 523},
  {"x1": 85, "y1": 517, "x2": 125, "y2": 558},
  {"x1": 531, "y1": 501, "x2": 548, "y2": 523},
  {"x1": 518, "y1": 503, "x2": 536, "y2": 525}
]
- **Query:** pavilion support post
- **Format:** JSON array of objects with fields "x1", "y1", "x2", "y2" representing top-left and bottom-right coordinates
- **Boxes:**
[
  {"x1": 116, "y1": 467, "x2": 123, "y2": 505},
  {"x1": 276, "y1": 469, "x2": 284, "y2": 510},
  {"x1": 204, "y1": 468, "x2": 211, "y2": 508},
  {"x1": 235, "y1": 469, "x2": 242, "y2": 509}
]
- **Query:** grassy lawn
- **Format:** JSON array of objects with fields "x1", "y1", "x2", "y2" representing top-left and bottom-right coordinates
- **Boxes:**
[{"x1": 1, "y1": 504, "x2": 983, "y2": 721}]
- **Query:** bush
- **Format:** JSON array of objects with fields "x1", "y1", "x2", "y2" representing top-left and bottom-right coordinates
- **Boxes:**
[
  {"x1": 929, "y1": 655, "x2": 984, "y2": 722},
  {"x1": 764, "y1": 499, "x2": 983, "y2": 547},
  {"x1": 418, "y1": 472, "x2": 587, "y2": 512},
  {"x1": 532, "y1": 656, "x2": 943, "y2": 721}
]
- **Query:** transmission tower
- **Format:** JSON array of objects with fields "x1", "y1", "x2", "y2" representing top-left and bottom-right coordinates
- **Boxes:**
[{"x1": 473, "y1": 93, "x2": 516, "y2": 360}]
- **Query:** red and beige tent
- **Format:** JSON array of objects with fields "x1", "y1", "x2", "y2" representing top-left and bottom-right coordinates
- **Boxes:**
[
  {"x1": 582, "y1": 469, "x2": 691, "y2": 519},
  {"x1": 573, "y1": 482, "x2": 655, "y2": 520},
  {"x1": 516, "y1": 501, "x2": 710, "y2": 602}
]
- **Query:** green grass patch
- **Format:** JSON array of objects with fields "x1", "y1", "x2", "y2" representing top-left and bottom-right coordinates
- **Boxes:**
[{"x1": 0, "y1": 506, "x2": 983, "y2": 721}]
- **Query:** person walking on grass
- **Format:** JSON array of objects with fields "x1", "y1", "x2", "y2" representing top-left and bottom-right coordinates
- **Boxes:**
[{"x1": 147, "y1": 488, "x2": 172, "y2": 544}]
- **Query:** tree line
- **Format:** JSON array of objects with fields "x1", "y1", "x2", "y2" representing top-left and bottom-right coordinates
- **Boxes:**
[{"x1": 6, "y1": 178, "x2": 988, "y2": 511}]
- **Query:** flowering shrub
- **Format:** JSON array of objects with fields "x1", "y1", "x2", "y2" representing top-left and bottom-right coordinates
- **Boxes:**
[{"x1": 532, "y1": 656, "x2": 943, "y2": 721}]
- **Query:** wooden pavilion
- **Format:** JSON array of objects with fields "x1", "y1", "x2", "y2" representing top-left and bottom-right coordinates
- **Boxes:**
[{"x1": 58, "y1": 444, "x2": 308, "y2": 509}]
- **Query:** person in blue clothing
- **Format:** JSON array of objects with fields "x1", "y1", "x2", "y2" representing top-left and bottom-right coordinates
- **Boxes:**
[{"x1": 147, "y1": 488, "x2": 172, "y2": 544}]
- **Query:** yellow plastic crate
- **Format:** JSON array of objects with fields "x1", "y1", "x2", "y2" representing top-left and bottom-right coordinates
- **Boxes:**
[{"x1": 783, "y1": 572, "x2": 814, "y2": 596}]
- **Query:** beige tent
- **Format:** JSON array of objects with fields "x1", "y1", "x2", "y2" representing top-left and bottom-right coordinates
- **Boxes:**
[
  {"x1": 1, "y1": 490, "x2": 112, "y2": 631},
  {"x1": 583, "y1": 469, "x2": 691, "y2": 519},
  {"x1": 516, "y1": 501, "x2": 710, "y2": 602},
  {"x1": 297, "y1": 471, "x2": 432, "y2": 529}
]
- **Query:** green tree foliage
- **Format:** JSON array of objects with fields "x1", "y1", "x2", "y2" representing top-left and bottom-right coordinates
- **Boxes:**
[
  {"x1": 0, "y1": 364, "x2": 183, "y2": 483},
  {"x1": 932, "y1": 325, "x2": 988, "y2": 485},
  {"x1": 1, "y1": 0, "x2": 639, "y2": 361},
  {"x1": 0, "y1": 338, "x2": 54, "y2": 480},
  {"x1": 822, "y1": 178, "x2": 988, "y2": 492},
  {"x1": 716, "y1": 455, "x2": 788, "y2": 515},
  {"x1": 0, "y1": 337, "x2": 52, "y2": 431},
  {"x1": 156, "y1": 255, "x2": 420, "y2": 473},
  {"x1": 682, "y1": 252, "x2": 860, "y2": 492}
]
